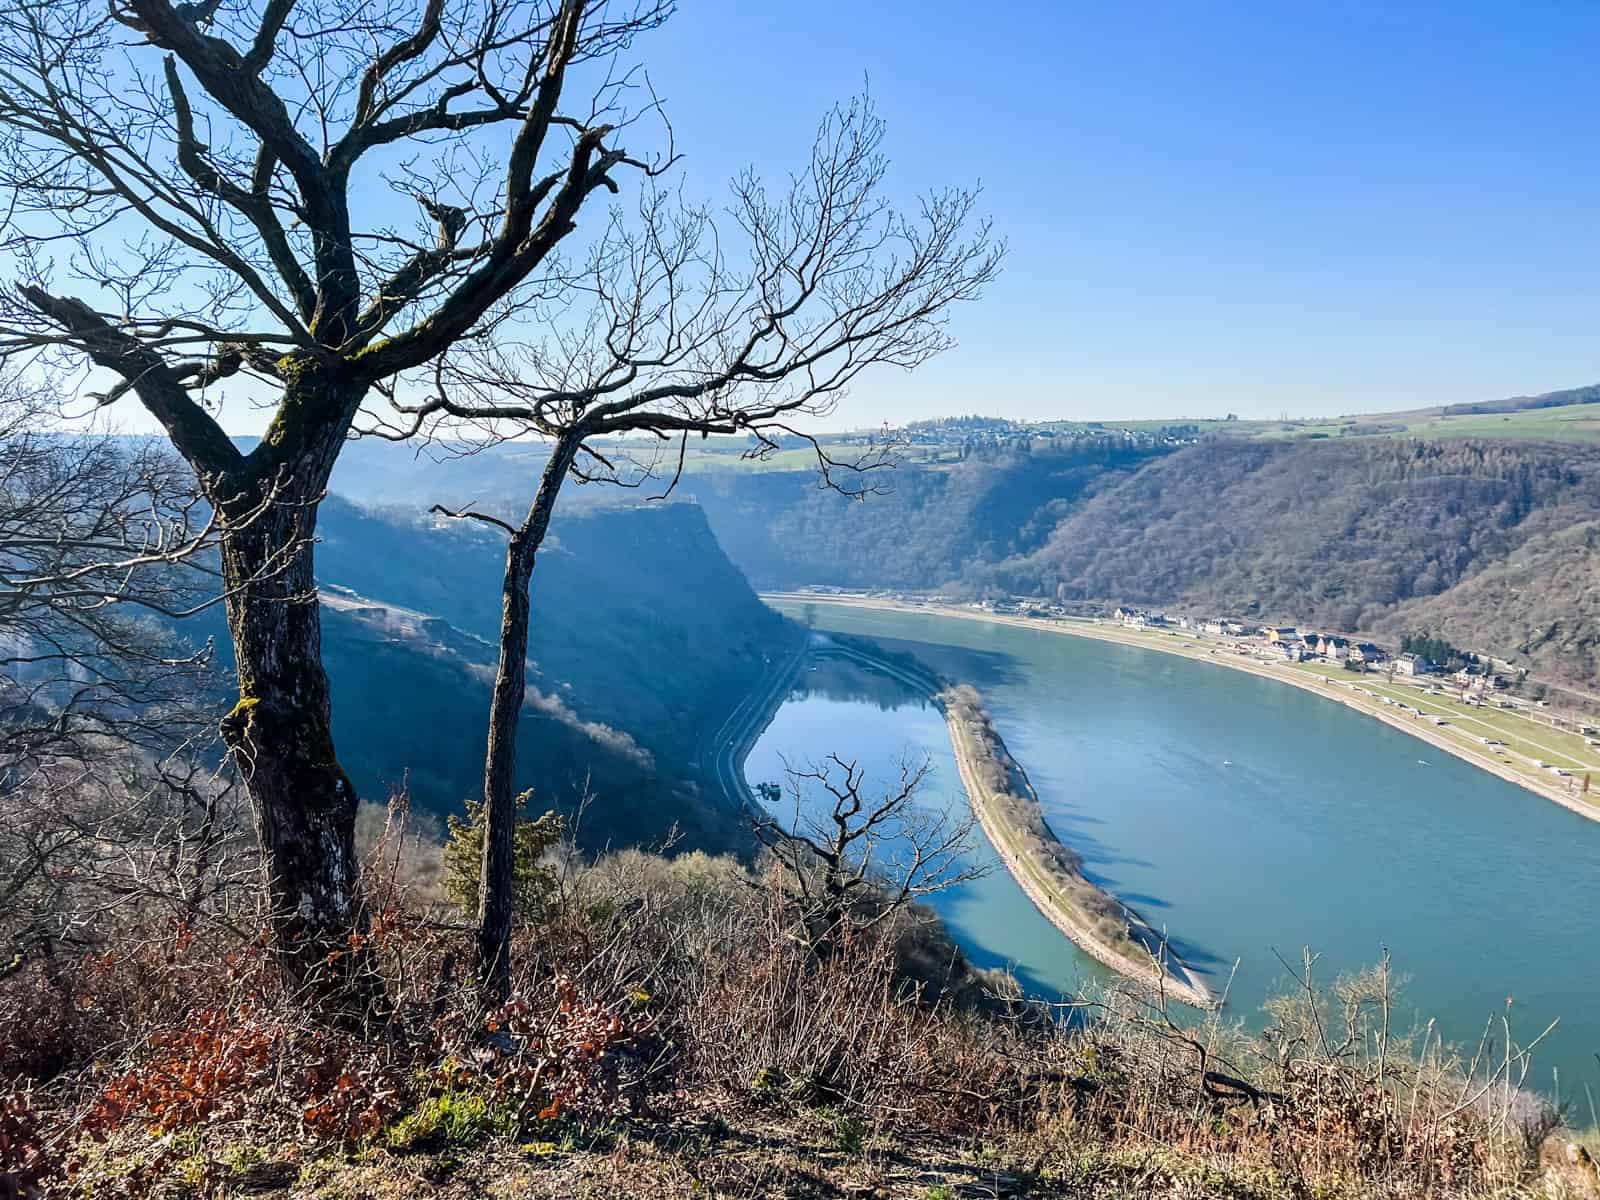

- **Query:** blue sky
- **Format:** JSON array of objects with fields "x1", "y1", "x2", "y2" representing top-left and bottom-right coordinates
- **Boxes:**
[
  {"x1": 76, "y1": 2, "x2": 1600, "y2": 434},
  {"x1": 624, "y1": 1, "x2": 1600, "y2": 426}
]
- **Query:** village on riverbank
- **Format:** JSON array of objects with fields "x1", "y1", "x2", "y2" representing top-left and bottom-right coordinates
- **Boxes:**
[{"x1": 765, "y1": 589, "x2": 1600, "y2": 823}]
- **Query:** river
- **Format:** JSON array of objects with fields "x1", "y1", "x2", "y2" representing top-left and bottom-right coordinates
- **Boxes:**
[{"x1": 744, "y1": 602, "x2": 1600, "y2": 1098}]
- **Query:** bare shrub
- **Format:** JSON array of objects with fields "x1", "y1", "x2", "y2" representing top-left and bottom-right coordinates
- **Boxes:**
[
  {"x1": 0, "y1": 812, "x2": 1565, "y2": 1199},
  {"x1": 753, "y1": 753, "x2": 987, "y2": 958}
]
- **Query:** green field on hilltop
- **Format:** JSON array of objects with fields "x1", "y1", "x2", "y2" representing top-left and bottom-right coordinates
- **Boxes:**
[
  {"x1": 638, "y1": 400, "x2": 1600, "y2": 479},
  {"x1": 1109, "y1": 401, "x2": 1600, "y2": 446},
  {"x1": 598, "y1": 404, "x2": 1566, "y2": 484},
  {"x1": 1168, "y1": 408, "x2": 1596, "y2": 445},
  {"x1": 1406, "y1": 401, "x2": 1600, "y2": 443}
]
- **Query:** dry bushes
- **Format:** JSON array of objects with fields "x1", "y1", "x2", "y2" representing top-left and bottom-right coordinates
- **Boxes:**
[
  {"x1": 0, "y1": 806, "x2": 649, "y2": 1193},
  {"x1": 0, "y1": 928, "x2": 647, "y2": 1192},
  {"x1": 664, "y1": 879, "x2": 1031, "y2": 1129},
  {"x1": 578, "y1": 850, "x2": 1555, "y2": 1196},
  {"x1": 0, "y1": 814, "x2": 1570, "y2": 1199},
  {"x1": 1030, "y1": 957, "x2": 1557, "y2": 1198}
]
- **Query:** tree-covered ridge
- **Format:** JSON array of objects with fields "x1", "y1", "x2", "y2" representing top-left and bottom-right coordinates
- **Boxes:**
[
  {"x1": 692, "y1": 440, "x2": 1169, "y2": 591},
  {"x1": 183, "y1": 496, "x2": 797, "y2": 854},
  {"x1": 1384, "y1": 519, "x2": 1600, "y2": 696},
  {"x1": 986, "y1": 439, "x2": 1600, "y2": 674},
  {"x1": 686, "y1": 436, "x2": 1600, "y2": 693},
  {"x1": 1442, "y1": 382, "x2": 1600, "y2": 416}
]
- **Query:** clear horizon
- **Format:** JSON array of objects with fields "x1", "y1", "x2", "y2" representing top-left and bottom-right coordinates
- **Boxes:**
[{"x1": 76, "y1": 0, "x2": 1600, "y2": 438}]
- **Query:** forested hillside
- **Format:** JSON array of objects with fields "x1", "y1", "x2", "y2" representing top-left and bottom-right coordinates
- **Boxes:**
[
  {"x1": 1381, "y1": 520, "x2": 1600, "y2": 697},
  {"x1": 987, "y1": 439, "x2": 1600, "y2": 685},
  {"x1": 689, "y1": 441, "x2": 1167, "y2": 589},
  {"x1": 682, "y1": 437, "x2": 1600, "y2": 692},
  {"x1": 197, "y1": 498, "x2": 799, "y2": 852}
]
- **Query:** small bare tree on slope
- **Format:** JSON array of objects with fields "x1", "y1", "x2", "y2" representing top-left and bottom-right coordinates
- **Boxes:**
[{"x1": 753, "y1": 754, "x2": 987, "y2": 962}]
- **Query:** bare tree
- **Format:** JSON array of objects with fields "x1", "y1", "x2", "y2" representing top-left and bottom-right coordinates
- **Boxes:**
[
  {"x1": 374, "y1": 98, "x2": 999, "y2": 1000},
  {"x1": 0, "y1": 744, "x2": 256, "y2": 981},
  {"x1": 0, "y1": 0, "x2": 694, "y2": 987},
  {"x1": 0, "y1": 373, "x2": 225, "y2": 769},
  {"x1": 1, "y1": 377, "x2": 255, "y2": 979},
  {"x1": 754, "y1": 753, "x2": 987, "y2": 960}
]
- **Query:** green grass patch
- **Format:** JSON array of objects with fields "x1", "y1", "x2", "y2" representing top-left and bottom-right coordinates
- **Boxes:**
[
  {"x1": 1289, "y1": 665, "x2": 1600, "y2": 778},
  {"x1": 385, "y1": 1090, "x2": 518, "y2": 1152}
]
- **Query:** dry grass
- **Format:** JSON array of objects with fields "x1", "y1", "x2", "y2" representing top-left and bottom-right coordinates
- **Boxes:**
[{"x1": 0, "y1": 811, "x2": 1587, "y2": 1199}]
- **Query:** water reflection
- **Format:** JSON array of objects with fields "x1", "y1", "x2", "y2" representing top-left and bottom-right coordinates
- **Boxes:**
[
  {"x1": 748, "y1": 644, "x2": 1123, "y2": 1007},
  {"x1": 788, "y1": 651, "x2": 929, "y2": 711},
  {"x1": 755, "y1": 603, "x2": 1600, "y2": 1097}
]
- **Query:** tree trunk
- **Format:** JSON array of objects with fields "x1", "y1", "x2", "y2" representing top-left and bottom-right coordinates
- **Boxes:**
[
  {"x1": 214, "y1": 371, "x2": 368, "y2": 999},
  {"x1": 477, "y1": 434, "x2": 579, "y2": 1004}
]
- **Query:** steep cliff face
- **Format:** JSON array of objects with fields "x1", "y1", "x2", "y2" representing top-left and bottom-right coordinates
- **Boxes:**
[{"x1": 211, "y1": 497, "x2": 797, "y2": 853}]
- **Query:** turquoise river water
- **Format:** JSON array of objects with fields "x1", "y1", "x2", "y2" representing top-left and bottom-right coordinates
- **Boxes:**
[{"x1": 744, "y1": 603, "x2": 1600, "y2": 1098}]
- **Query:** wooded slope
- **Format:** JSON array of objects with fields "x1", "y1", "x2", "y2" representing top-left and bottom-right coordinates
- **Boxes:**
[
  {"x1": 986, "y1": 440, "x2": 1600, "y2": 686},
  {"x1": 194, "y1": 497, "x2": 796, "y2": 852}
]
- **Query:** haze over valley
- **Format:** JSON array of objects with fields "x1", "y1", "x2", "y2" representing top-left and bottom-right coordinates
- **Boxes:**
[
  {"x1": 199, "y1": 384, "x2": 1600, "y2": 1099},
  {"x1": 6, "y1": 3, "x2": 1600, "y2": 1195}
]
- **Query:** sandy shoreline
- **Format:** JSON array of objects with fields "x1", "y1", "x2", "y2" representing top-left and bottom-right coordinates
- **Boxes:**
[
  {"x1": 768, "y1": 592, "x2": 1600, "y2": 827},
  {"x1": 942, "y1": 705, "x2": 1217, "y2": 1010}
]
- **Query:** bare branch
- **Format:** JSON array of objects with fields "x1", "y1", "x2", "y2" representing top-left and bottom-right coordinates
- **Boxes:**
[
  {"x1": 753, "y1": 752, "x2": 988, "y2": 957},
  {"x1": 12, "y1": 287, "x2": 242, "y2": 477},
  {"x1": 381, "y1": 95, "x2": 999, "y2": 502}
]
